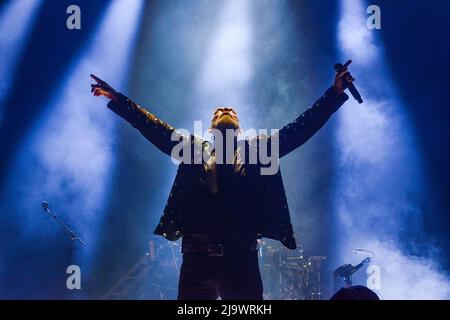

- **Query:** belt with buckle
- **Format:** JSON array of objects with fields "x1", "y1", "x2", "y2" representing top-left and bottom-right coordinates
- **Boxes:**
[{"x1": 182, "y1": 241, "x2": 258, "y2": 256}]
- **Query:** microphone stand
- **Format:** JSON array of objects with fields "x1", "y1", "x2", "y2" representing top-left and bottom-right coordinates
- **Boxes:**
[{"x1": 42, "y1": 203, "x2": 86, "y2": 265}]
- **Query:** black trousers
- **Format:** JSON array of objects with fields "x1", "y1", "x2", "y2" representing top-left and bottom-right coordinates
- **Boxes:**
[{"x1": 178, "y1": 251, "x2": 263, "y2": 300}]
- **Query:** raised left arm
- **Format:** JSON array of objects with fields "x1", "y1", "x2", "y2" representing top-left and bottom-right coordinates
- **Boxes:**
[{"x1": 276, "y1": 87, "x2": 349, "y2": 158}]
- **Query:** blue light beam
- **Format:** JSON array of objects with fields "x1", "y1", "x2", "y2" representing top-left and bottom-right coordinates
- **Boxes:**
[
  {"x1": 0, "y1": 0, "x2": 43, "y2": 125},
  {"x1": 1, "y1": 0, "x2": 144, "y2": 281},
  {"x1": 193, "y1": 0, "x2": 256, "y2": 133},
  {"x1": 334, "y1": 0, "x2": 450, "y2": 299}
]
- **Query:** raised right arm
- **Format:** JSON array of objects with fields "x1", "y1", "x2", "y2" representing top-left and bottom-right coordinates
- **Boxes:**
[
  {"x1": 90, "y1": 74, "x2": 200, "y2": 159},
  {"x1": 107, "y1": 93, "x2": 180, "y2": 156}
]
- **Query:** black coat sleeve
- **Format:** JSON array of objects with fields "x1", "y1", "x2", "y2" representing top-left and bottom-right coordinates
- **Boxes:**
[
  {"x1": 276, "y1": 87, "x2": 349, "y2": 158},
  {"x1": 107, "y1": 93, "x2": 202, "y2": 160}
]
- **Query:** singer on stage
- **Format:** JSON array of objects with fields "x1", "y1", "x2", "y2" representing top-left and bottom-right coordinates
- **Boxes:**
[{"x1": 90, "y1": 65, "x2": 353, "y2": 300}]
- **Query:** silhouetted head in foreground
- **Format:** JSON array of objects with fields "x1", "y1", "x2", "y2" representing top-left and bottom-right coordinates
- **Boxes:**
[{"x1": 330, "y1": 286, "x2": 380, "y2": 300}]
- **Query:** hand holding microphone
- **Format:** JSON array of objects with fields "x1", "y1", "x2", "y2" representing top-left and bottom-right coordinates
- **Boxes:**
[{"x1": 334, "y1": 60, "x2": 363, "y2": 104}]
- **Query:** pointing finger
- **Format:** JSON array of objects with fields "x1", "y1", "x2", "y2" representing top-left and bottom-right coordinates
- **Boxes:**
[{"x1": 90, "y1": 74, "x2": 105, "y2": 85}]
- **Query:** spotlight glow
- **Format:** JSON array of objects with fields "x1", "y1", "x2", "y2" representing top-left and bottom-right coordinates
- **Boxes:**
[
  {"x1": 0, "y1": 0, "x2": 43, "y2": 125},
  {"x1": 194, "y1": 0, "x2": 255, "y2": 130},
  {"x1": 1, "y1": 0, "x2": 144, "y2": 276},
  {"x1": 335, "y1": 0, "x2": 450, "y2": 299}
]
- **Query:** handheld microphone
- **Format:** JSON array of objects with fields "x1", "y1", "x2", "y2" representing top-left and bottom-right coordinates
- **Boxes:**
[
  {"x1": 41, "y1": 201, "x2": 50, "y2": 212},
  {"x1": 335, "y1": 60, "x2": 363, "y2": 104}
]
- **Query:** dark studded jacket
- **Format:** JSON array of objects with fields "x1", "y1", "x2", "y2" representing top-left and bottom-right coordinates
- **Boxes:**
[{"x1": 107, "y1": 88, "x2": 348, "y2": 249}]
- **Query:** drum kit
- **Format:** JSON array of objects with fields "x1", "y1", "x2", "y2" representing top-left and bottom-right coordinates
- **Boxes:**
[
  {"x1": 258, "y1": 240, "x2": 327, "y2": 300},
  {"x1": 105, "y1": 238, "x2": 329, "y2": 300}
]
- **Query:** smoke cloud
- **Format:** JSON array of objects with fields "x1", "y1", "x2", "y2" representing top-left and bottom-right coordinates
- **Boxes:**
[{"x1": 334, "y1": 0, "x2": 450, "y2": 299}]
